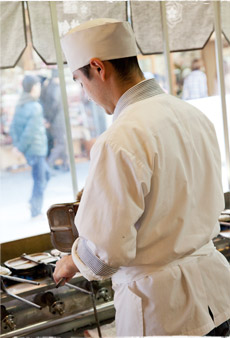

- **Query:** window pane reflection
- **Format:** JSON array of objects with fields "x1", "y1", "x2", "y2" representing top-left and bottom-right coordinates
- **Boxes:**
[
  {"x1": 138, "y1": 54, "x2": 167, "y2": 91},
  {"x1": 0, "y1": 61, "x2": 113, "y2": 243},
  {"x1": 137, "y1": 42, "x2": 229, "y2": 192},
  {"x1": 172, "y1": 33, "x2": 230, "y2": 192},
  {"x1": 0, "y1": 66, "x2": 74, "y2": 243},
  {"x1": 63, "y1": 66, "x2": 113, "y2": 191}
]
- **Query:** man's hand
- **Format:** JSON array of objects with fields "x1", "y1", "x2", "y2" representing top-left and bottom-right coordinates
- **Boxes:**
[{"x1": 53, "y1": 255, "x2": 79, "y2": 286}]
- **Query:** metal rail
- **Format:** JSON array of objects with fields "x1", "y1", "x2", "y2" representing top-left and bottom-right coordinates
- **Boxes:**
[
  {"x1": 1, "y1": 281, "x2": 41, "y2": 310},
  {"x1": 0, "y1": 275, "x2": 40, "y2": 285},
  {"x1": 0, "y1": 301, "x2": 114, "y2": 338},
  {"x1": 160, "y1": 1, "x2": 173, "y2": 95}
]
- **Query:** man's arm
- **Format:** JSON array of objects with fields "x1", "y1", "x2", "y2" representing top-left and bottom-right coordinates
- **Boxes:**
[
  {"x1": 54, "y1": 138, "x2": 152, "y2": 283},
  {"x1": 53, "y1": 255, "x2": 79, "y2": 285}
]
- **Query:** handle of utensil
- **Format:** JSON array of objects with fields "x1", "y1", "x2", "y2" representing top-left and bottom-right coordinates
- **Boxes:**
[{"x1": 55, "y1": 277, "x2": 66, "y2": 288}]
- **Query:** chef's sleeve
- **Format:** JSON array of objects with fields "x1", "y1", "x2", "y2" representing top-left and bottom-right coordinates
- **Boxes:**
[{"x1": 71, "y1": 139, "x2": 152, "y2": 280}]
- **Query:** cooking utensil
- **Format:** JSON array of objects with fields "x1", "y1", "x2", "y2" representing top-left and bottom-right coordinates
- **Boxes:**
[
  {"x1": 47, "y1": 202, "x2": 79, "y2": 252},
  {"x1": 4, "y1": 252, "x2": 57, "y2": 271}
]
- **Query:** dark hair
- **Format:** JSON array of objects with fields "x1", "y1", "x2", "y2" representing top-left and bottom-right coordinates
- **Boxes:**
[
  {"x1": 79, "y1": 56, "x2": 143, "y2": 82},
  {"x1": 191, "y1": 58, "x2": 201, "y2": 71},
  {"x1": 22, "y1": 75, "x2": 40, "y2": 93}
]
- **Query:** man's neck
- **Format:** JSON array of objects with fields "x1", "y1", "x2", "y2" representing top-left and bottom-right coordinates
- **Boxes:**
[{"x1": 112, "y1": 73, "x2": 145, "y2": 107}]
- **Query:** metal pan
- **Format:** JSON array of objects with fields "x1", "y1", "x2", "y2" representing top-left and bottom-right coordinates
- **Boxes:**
[
  {"x1": 4, "y1": 252, "x2": 57, "y2": 277},
  {"x1": 47, "y1": 202, "x2": 79, "y2": 253}
]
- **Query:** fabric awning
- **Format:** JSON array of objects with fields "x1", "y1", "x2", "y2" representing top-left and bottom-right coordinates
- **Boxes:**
[
  {"x1": 0, "y1": 2, "x2": 27, "y2": 69},
  {"x1": 27, "y1": 1, "x2": 127, "y2": 64},
  {"x1": 131, "y1": 1, "x2": 214, "y2": 54},
  {"x1": 0, "y1": 1, "x2": 229, "y2": 69},
  {"x1": 221, "y1": 1, "x2": 230, "y2": 43}
]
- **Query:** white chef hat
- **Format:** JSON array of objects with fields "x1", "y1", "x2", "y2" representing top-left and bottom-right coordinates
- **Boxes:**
[{"x1": 61, "y1": 18, "x2": 138, "y2": 73}]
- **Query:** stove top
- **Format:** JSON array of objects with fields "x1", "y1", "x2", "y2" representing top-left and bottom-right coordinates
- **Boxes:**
[{"x1": 0, "y1": 252, "x2": 114, "y2": 337}]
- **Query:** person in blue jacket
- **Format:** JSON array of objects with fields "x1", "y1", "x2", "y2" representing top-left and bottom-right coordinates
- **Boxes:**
[{"x1": 10, "y1": 75, "x2": 50, "y2": 217}]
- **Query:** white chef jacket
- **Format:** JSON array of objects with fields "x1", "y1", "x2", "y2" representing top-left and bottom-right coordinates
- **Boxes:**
[{"x1": 72, "y1": 79, "x2": 230, "y2": 336}]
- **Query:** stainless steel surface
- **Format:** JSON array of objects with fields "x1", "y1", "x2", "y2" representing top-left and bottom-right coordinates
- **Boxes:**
[
  {"x1": 65, "y1": 282, "x2": 92, "y2": 295},
  {"x1": 1, "y1": 281, "x2": 42, "y2": 310},
  {"x1": 1, "y1": 271, "x2": 114, "y2": 337},
  {"x1": 0, "y1": 301, "x2": 114, "y2": 338}
]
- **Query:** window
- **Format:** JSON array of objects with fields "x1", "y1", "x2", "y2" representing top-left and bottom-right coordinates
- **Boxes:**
[{"x1": 0, "y1": 47, "x2": 112, "y2": 243}]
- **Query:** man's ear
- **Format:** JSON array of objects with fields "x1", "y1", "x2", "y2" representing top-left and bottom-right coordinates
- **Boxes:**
[{"x1": 89, "y1": 58, "x2": 106, "y2": 81}]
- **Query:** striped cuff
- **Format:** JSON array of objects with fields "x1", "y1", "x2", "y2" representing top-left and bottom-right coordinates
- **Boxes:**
[
  {"x1": 78, "y1": 238, "x2": 118, "y2": 276},
  {"x1": 71, "y1": 237, "x2": 118, "y2": 281}
]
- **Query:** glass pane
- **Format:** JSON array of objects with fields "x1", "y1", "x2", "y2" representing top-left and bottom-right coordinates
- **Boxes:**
[
  {"x1": 0, "y1": 6, "x2": 113, "y2": 244},
  {"x1": 138, "y1": 54, "x2": 167, "y2": 91},
  {"x1": 0, "y1": 61, "x2": 74, "y2": 243},
  {"x1": 171, "y1": 32, "x2": 229, "y2": 192},
  {"x1": 63, "y1": 65, "x2": 113, "y2": 192},
  {"x1": 0, "y1": 59, "x2": 114, "y2": 243}
]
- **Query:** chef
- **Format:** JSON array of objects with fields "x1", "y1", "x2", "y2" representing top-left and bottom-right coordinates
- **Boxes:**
[{"x1": 53, "y1": 18, "x2": 230, "y2": 336}]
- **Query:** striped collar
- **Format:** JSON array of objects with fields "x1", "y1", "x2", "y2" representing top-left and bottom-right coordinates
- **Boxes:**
[{"x1": 113, "y1": 78, "x2": 165, "y2": 121}]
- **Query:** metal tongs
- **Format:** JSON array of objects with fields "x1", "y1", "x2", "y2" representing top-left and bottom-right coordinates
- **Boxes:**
[{"x1": 0, "y1": 274, "x2": 41, "y2": 309}]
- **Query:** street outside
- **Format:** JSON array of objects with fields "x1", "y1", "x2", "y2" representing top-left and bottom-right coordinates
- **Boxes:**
[{"x1": 0, "y1": 160, "x2": 90, "y2": 243}]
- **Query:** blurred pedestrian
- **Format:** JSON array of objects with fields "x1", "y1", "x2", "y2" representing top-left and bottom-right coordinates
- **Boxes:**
[
  {"x1": 10, "y1": 75, "x2": 50, "y2": 217},
  {"x1": 40, "y1": 69, "x2": 69, "y2": 172},
  {"x1": 182, "y1": 58, "x2": 208, "y2": 100}
]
